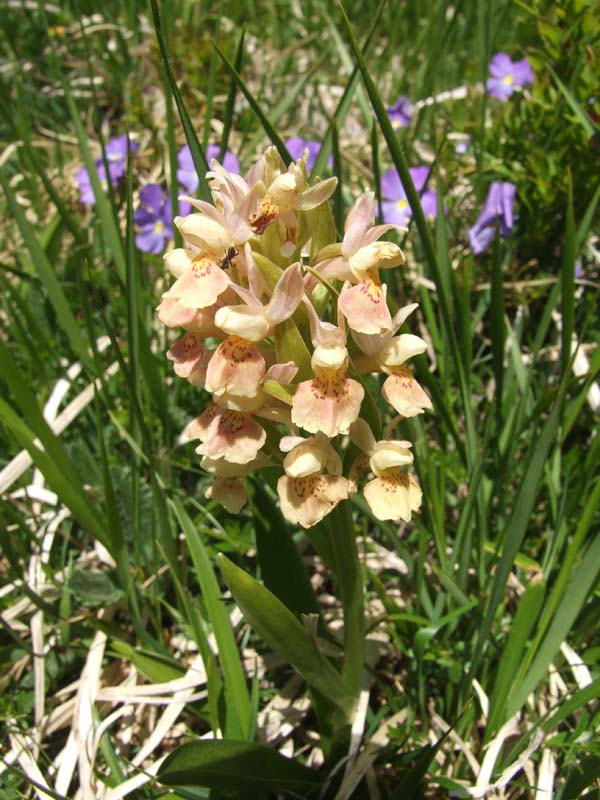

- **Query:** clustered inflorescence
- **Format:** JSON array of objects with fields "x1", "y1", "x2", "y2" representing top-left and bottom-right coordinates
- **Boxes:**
[{"x1": 157, "y1": 147, "x2": 432, "y2": 529}]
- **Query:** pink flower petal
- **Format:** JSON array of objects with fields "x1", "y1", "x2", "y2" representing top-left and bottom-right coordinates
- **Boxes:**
[
  {"x1": 382, "y1": 369, "x2": 432, "y2": 417},
  {"x1": 364, "y1": 471, "x2": 422, "y2": 522},
  {"x1": 338, "y1": 279, "x2": 392, "y2": 335},
  {"x1": 200, "y1": 408, "x2": 266, "y2": 464},
  {"x1": 277, "y1": 474, "x2": 349, "y2": 528},
  {"x1": 205, "y1": 336, "x2": 266, "y2": 397},
  {"x1": 292, "y1": 373, "x2": 364, "y2": 437},
  {"x1": 206, "y1": 476, "x2": 247, "y2": 513},
  {"x1": 164, "y1": 256, "x2": 230, "y2": 309}
]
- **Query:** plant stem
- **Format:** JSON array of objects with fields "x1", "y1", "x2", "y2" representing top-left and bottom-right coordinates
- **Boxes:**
[{"x1": 329, "y1": 501, "x2": 365, "y2": 710}]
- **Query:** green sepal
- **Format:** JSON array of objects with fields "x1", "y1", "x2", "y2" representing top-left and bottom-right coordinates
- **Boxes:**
[
  {"x1": 312, "y1": 242, "x2": 343, "y2": 265},
  {"x1": 252, "y1": 251, "x2": 283, "y2": 291},
  {"x1": 274, "y1": 319, "x2": 313, "y2": 381},
  {"x1": 262, "y1": 380, "x2": 295, "y2": 405}
]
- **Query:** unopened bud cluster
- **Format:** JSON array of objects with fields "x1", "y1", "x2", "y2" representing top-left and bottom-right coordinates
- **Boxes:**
[{"x1": 158, "y1": 147, "x2": 431, "y2": 529}]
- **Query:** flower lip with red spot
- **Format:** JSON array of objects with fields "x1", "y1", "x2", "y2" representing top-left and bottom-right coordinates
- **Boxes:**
[
  {"x1": 204, "y1": 335, "x2": 266, "y2": 398},
  {"x1": 363, "y1": 470, "x2": 422, "y2": 522},
  {"x1": 277, "y1": 473, "x2": 349, "y2": 529},
  {"x1": 167, "y1": 333, "x2": 210, "y2": 384},
  {"x1": 382, "y1": 369, "x2": 432, "y2": 418},
  {"x1": 162, "y1": 254, "x2": 231, "y2": 310},
  {"x1": 192, "y1": 405, "x2": 267, "y2": 465},
  {"x1": 339, "y1": 278, "x2": 392, "y2": 335}
]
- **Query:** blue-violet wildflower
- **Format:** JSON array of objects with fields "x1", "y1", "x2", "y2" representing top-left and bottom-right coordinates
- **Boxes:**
[
  {"x1": 285, "y1": 137, "x2": 332, "y2": 172},
  {"x1": 77, "y1": 134, "x2": 137, "y2": 205},
  {"x1": 468, "y1": 181, "x2": 516, "y2": 255},
  {"x1": 134, "y1": 184, "x2": 190, "y2": 254},
  {"x1": 386, "y1": 96, "x2": 412, "y2": 129},
  {"x1": 380, "y1": 166, "x2": 437, "y2": 226},
  {"x1": 487, "y1": 53, "x2": 533, "y2": 100}
]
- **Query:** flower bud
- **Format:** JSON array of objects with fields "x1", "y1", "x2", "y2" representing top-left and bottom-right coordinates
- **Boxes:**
[
  {"x1": 283, "y1": 442, "x2": 326, "y2": 478},
  {"x1": 269, "y1": 172, "x2": 303, "y2": 212},
  {"x1": 311, "y1": 344, "x2": 348, "y2": 371},
  {"x1": 378, "y1": 334, "x2": 427, "y2": 369},
  {"x1": 348, "y1": 241, "x2": 405, "y2": 280},
  {"x1": 214, "y1": 305, "x2": 270, "y2": 342},
  {"x1": 176, "y1": 214, "x2": 232, "y2": 253},
  {"x1": 369, "y1": 440, "x2": 413, "y2": 475}
]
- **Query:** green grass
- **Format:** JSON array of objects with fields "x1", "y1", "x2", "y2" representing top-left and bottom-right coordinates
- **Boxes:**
[{"x1": 0, "y1": 0, "x2": 599, "y2": 798}]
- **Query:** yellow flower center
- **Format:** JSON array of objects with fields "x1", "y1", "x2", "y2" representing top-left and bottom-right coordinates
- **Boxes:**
[
  {"x1": 503, "y1": 75, "x2": 514, "y2": 85},
  {"x1": 396, "y1": 199, "x2": 408, "y2": 210},
  {"x1": 154, "y1": 221, "x2": 164, "y2": 234},
  {"x1": 101, "y1": 180, "x2": 108, "y2": 191},
  {"x1": 391, "y1": 119, "x2": 402, "y2": 130}
]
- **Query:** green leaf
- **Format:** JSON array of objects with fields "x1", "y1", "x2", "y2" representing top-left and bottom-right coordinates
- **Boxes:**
[
  {"x1": 111, "y1": 642, "x2": 185, "y2": 683},
  {"x1": 389, "y1": 729, "x2": 451, "y2": 800},
  {"x1": 551, "y1": 68, "x2": 598, "y2": 138},
  {"x1": 69, "y1": 569, "x2": 123, "y2": 606},
  {"x1": 262, "y1": 380, "x2": 294, "y2": 406},
  {"x1": 469, "y1": 368, "x2": 569, "y2": 678},
  {"x1": 158, "y1": 739, "x2": 322, "y2": 794},
  {"x1": 542, "y1": 677, "x2": 600, "y2": 732},
  {"x1": 274, "y1": 318, "x2": 313, "y2": 381},
  {"x1": 556, "y1": 755, "x2": 600, "y2": 800},
  {"x1": 219, "y1": 554, "x2": 354, "y2": 713},
  {"x1": 251, "y1": 483, "x2": 320, "y2": 618},
  {"x1": 487, "y1": 577, "x2": 545, "y2": 734}
]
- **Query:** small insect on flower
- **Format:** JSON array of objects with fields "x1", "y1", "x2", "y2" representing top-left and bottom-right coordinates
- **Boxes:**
[{"x1": 220, "y1": 246, "x2": 239, "y2": 272}]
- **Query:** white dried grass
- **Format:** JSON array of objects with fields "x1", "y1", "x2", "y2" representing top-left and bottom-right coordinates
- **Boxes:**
[{"x1": 0, "y1": 335, "x2": 118, "y2": 495}]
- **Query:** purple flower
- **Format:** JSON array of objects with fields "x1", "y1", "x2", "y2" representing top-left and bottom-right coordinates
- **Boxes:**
[
  {"x1": 454, "y1": 138, "x2": 470, "y2": 155},
  {"x1": 104, "y1": 134, "x2": 137, "y2": 178},
  {"x1": 386, "y1": 96, "x2": 412, "y2": 129},
  {"x1": 76, "y1": 134, "x2": 137, "y2": 205},
  {"x1": 380, "y1": 166, "x2": 438, "y2": 226},
  {"x1": 487, "y1": 53, "x2": 533, "y2": 100},
  {"x1": 285, "y1": 137, "x2": 332, "y2": 172},
  {"x1": 134, "y1": 184, "x2": 181, "y2": 254},
  {"x1": 468, "y1": 181, "x2": 516, "y2": 255},
  {"x1": 76, "y1": 161, "x2": 123, "y2": 206},
  {"x1": 177, "y1": 144, "x2": 240, "y2": 194}
]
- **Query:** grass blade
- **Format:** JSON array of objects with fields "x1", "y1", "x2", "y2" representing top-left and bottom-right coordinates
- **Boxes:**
[
  {"x1": 149, "y1": 0, "x2": 211, "y2": 202},
  {"x1": 0, "y1": 168, "x2": 90, "y2": 367},
  {"x1": 560, "y1": 172, "x2": 576, "y2": 376},
  {"x1": 172, "y1": 499, "x2": 251, "y2": 740},
  {"x1": 212, "y1": 40, "x2": 292, "y2": 164}
]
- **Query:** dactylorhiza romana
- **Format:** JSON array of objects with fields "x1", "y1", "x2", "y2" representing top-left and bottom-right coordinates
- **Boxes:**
[{"x1": 158, "y1": 147, "x2": 432, "y2": 529}]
